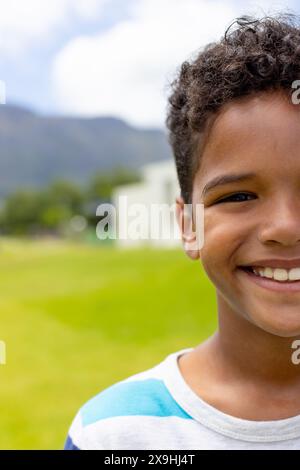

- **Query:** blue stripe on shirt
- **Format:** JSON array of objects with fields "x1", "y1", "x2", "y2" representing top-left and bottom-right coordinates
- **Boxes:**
[
  {"x1": 80, "y1": 378, "x2": 192, "y2": 427},
  {"x1": 64, "y1": 434, "x2": 80, "y2": 450}
]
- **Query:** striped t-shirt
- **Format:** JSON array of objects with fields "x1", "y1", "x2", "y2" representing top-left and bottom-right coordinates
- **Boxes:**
[{"x1": 64, "y1": 346, "x2": 300, "y2": 450}]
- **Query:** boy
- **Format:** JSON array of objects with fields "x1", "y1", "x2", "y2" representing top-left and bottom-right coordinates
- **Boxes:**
[{"x1": 64, "y1": 13, "x2": 300, "y2": 449}]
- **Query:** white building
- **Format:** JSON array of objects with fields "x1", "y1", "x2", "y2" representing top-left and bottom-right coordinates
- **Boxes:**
[{"x1": 112, "y1": 159, "x2": 182, "y2": 248}]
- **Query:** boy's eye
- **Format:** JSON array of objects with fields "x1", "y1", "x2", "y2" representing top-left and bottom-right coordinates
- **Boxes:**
[{"x1": 214, "y1": 192, "x2": 256, "y2": 204}]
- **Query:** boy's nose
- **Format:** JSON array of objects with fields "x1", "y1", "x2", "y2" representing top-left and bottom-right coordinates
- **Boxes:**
[{"x1": 258, "y1": 198, "x2": 300, "y2": 246}]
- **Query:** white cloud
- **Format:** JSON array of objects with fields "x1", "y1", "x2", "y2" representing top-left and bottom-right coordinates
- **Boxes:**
[
  {"x1": 0, "y1": 0, "x2": 108, "y2": 57},
  {"x1": 51, "y1": 0, "x2": 297, "y2": 128}
]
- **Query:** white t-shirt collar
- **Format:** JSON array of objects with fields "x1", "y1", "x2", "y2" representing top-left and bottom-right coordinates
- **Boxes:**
[{"x1": 162, "y1": 347, "x2": 300, "y2": 442}]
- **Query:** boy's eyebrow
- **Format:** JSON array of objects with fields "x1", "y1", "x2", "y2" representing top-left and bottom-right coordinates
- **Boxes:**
[{"x1": 201, "y1": 172, "x2": 257, "y2": 197}]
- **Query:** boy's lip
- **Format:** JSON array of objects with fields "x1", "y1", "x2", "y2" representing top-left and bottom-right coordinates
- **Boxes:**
[
  {"x1": 237, "y1": 267, "x2": 300, "y2": 293},
  {"x1": 238, "y1": 258, "x2": 300, "y2": 269}
]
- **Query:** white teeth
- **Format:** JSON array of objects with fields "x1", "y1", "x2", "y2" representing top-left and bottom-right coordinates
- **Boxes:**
[
  {"x1": 252, "y1": 267, "x2": 300, "y2": 282},
  {"x1": 273, "y1": 268, "x2": 288, "y2": 281},
  {"x1": 288, "y1": 268, "x2": 300, "y2": 281}
]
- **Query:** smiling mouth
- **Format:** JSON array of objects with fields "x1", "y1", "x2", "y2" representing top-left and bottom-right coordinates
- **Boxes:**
[
  {"x1": 237, "y1": 266, "x2": 300, "y2": 292},
  {"x1": 239, "y1": 266, "x2": 300, "y2": 282}
]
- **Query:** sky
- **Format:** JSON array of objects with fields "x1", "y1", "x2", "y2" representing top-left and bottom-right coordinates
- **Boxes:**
[{"x1": 0, "y1": 0, "x2": 299, "y2": 129}]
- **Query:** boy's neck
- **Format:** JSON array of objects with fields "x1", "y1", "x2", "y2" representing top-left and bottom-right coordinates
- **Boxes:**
[
  {"x1": 214, "y1": 294, "x2": 300, "y2": 386},
  {"x1": 178, "y1": 300, "x2": 300, "y2": 420}
]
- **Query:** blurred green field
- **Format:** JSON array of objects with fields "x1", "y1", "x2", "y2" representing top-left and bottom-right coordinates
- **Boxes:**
[{"x1": 0, "y1": 237, "x2": 217, "y2": 449}]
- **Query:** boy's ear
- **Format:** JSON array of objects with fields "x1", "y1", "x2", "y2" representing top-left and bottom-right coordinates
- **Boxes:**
[{"x1": 175, "y1": 196, "x2": 200, "y2": 260}]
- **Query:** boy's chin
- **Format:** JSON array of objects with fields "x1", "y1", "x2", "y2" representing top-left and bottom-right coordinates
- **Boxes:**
[{"x1": 250, "y1": 312, "x2": 300, "y2": 338}]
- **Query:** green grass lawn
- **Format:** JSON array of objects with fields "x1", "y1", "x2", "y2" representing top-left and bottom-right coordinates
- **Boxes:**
[{"x1": 0, "y1": 237, "x2": 217, "y2": 449}]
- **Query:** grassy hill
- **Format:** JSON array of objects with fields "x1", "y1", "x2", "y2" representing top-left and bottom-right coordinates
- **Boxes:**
[
  {"x1": 0, "y1": 238, "x2": 217, "y2": 449},
  {"x1": 0, "y1": 104, "x2": 172, "y2": 196}
]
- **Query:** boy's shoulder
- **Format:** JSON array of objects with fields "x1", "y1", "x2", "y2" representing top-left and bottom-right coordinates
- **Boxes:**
[{"x1": 65, "y1": 348, "x2": 193, "y2": 449}]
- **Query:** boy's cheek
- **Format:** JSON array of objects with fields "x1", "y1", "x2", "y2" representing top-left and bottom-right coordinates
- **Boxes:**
[
  {"x1": 203, "y1": 214, "x2": 255, "y2": 257},
  {"x1": 202, "y1": 222, "x2": 241, "y2": 260},
  {"x1": 200, "y1": 210, "x2": 258, "y2": 280}
]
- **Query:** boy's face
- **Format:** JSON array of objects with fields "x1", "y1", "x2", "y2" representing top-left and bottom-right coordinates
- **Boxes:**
[{"x1": 178, "y1": 89, "x2": 300, "y2": 337}]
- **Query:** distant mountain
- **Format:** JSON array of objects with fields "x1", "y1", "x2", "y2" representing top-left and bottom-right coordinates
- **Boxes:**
[{"x1": 0, "y1": 104, "x2": 173, "y2": 196}]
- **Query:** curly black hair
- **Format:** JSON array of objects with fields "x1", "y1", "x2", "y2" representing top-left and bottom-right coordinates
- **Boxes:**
[{"x1": 165, "y1": 13, "x2": 300, "y2": 204}]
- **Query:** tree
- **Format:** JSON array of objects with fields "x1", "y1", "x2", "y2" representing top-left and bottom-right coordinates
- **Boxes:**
[{"x1": 88, "y1": 166, "x2": 141, "y2": 203}]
